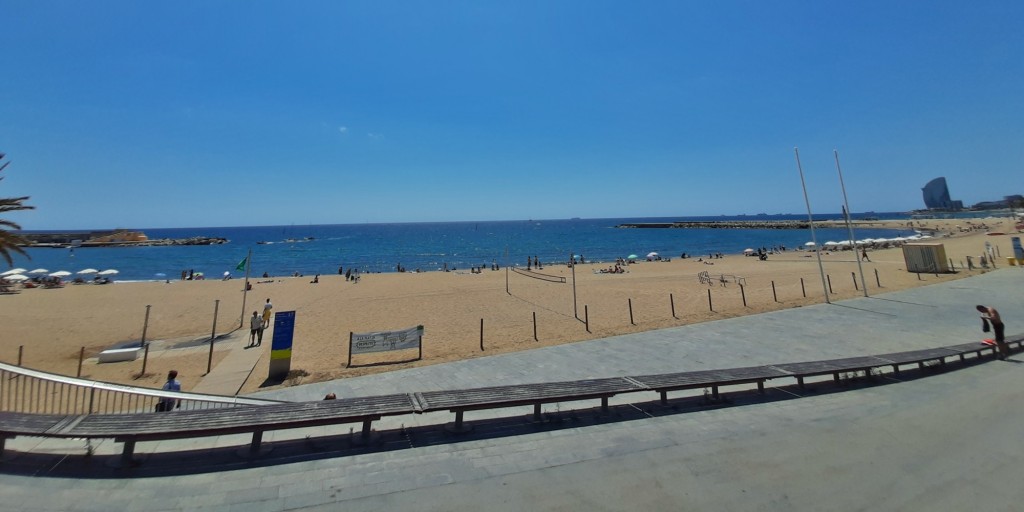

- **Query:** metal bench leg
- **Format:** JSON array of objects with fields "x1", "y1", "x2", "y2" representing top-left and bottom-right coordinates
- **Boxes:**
[
  {"x1": 600, "y1": 397, "x2": 609, "y2": 413},
  {"x1": 660, "y1": 391, "x2": 668, "y2": 405},
  {"x1": 121, "y1": 440, "x2": 135, "y2": 468},
  {"x1": 444, "y1": 410, "x2": 472, "y2": 434},
  {"x1": 757, "y1": 381, "x2": 765, "y2": 394},
  {"x1": 833, "y1": 372, "x2": 840, "y2": 383},
  {"x1": 0, "y1": 436, "x2": 6, "y2": 457},
  {"x1": 361, "y1": 419, "x2": 373, "y2": 439},
  {"x1": 711, "y1": 386, "x2": 719, "y2": 400},
  {"x1": 250, "y1": 430, "x2": 263, "y2": 454},
  {"x1": 797, "y1": 377, "x2": 805, "y2": 389},
  {"x1": 959, "y1": 353, "x2": 966, "y2": 362},
  {"x1": 893, "y1": 365, "x2": 901, "y2": 374},
  {"x1": 533, "y1": 403, "x2": 543, "y2": 422}
]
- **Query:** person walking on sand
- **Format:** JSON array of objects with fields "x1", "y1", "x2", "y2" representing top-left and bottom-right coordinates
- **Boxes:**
[
  {"x1": 977, "y1": 305, "x2": 1009, "y2": 360},
  {"x1": 156, "y1": 370, "x2": 181, "y2": 412},
  {"x1": 262, "y1": 298, "x2": 273, "y2": 329},
  {"x1": 861, "y1": 247, "x2": 870, "y2": 262},
  {"x1": 249, "y1": 311, "x2": 263, "y2": 347}
]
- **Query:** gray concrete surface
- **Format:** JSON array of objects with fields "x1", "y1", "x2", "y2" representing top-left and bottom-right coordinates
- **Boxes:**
[{"x1": 1, "y1": 269, "x2": 1021, "y2": 511}]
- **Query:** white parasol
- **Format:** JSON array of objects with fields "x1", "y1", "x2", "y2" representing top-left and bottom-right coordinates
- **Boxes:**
[
  {"x1": 97, "y1": 269, "x2": 119, "y2": 276},
  {"x1": 3, "y1": 274, "x2": 29, "y2": 282},
  {"x1": 77, "y1": 268, "x2": 99, "y2": 275},
  {"x1": 28, "y1": 268, "x2": 49, "y2": 274},
  {"x1": 49, "y1": 270, "x2": 72, "y2": 277},
  {"x1": 1, "y1": 268, "x2": 27, "y2": 276}
]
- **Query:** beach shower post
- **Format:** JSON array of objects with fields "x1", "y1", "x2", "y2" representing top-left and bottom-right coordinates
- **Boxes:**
[
  {"x1": 571, "y1": 251, "x2": 578, "y2": 320},
  {"x1": 239, "y1": 248, "x2": 252, "y2": 328},
  {"x1": 794, "y1": 147, "x2": 831, "y2": 304}
]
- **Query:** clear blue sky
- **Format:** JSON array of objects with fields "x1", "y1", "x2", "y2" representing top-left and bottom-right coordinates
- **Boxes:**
[{"x1": 2, "y1": 1, "x2": 1021, "y2": 229}]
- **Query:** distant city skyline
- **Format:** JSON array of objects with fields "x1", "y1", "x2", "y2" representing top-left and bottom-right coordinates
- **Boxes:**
[{"x1": 2, "y1": 2, "x2": 1022, "y2": 230}]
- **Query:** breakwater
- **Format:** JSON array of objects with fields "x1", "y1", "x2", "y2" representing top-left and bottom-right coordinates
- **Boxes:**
[{"x1": 617, "y1": 221, "x2": 812, "y2": 229}]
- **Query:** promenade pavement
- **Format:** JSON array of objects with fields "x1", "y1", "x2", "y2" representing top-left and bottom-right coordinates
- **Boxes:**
[{"x1": 1, "y1": 269, "x2": 1022, "y2": 511}]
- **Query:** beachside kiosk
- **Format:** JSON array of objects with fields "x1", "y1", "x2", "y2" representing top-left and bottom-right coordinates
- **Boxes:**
[{"x1": 269, "y1": 311, "x2": 296, "y2": 380}]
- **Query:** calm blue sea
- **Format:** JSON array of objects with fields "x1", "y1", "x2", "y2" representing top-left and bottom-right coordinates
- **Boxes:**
[{"x1": 10, "y1": 214, "x2": 916, "y2": 281}]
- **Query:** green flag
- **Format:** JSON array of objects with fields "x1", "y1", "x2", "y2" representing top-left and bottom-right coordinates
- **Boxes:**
[{"x1": 236, "y1": 257, "x2": 247, "y2": 272}]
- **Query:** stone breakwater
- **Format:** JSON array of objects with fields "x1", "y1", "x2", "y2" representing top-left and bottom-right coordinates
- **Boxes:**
[{"x1": 617, "y1": 221, "x2": 813, "y2": 229}]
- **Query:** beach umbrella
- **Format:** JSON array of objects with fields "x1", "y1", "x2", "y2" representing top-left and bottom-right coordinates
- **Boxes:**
[
  {"x1": 646, "y1": 252, "x2": 659, "y2": 258},
  {"x1": 627, "y1": 254, "x2": 638, "y2": 259},
  {"x1": 1, "y1": 268, "x2": 27, "y2": 276},
  {"x1": 804, "y1": 242, "x2": 816, "y2": 247},
  {"x1": 49, "y1": 270, "x2": 72, "y2": 277},
  {"x1": 28, "y1": 268, "x2": 49, "y2": 275},
  {"x1": 743, "y1": 248, "x2": 755, "y2": 254},
  {"x1": 97, "y1": 269, "x2": 119, "y2": 276},
  {"x1": 3, "y1": 274, "x2": 29, "y2": 282},
  {"x1": 77, "y1": 268, "x2": 99, "y2": 275},
  {"x1": 823, "y1": 241, "x2": 838, "y2": 246}
]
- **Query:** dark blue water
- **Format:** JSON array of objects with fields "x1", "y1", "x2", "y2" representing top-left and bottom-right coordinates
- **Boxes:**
[{"x1": 9, "y1": 214, "x2": 915, "y2": 281}]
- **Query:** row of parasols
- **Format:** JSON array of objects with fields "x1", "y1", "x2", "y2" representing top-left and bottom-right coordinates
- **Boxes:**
[
  {"x1": 0, "y1": 267, "x2": 119, "y2": 282},
  {"x1": 803, "y1": 234, "x2": 933, "y2": 249}
]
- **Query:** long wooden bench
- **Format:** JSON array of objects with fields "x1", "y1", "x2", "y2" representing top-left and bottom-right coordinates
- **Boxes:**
[
  {"x1": 414, "y1": 378, "x2": 645, "y2": 432},
  {"x1": 628, "y1": 366, "x2": 791, "y2": 404},
  {"x1": 0, "y1": 340, "x2": 1014, "y2": 467}
]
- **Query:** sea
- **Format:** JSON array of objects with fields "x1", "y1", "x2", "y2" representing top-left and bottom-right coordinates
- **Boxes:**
[{"x1": 10, "y1": 213, "x2": 919, "y2": 282}]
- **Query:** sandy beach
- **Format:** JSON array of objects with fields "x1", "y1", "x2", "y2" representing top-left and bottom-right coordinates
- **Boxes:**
[{"x1": 1, "y1": 216, "x2": 1018, "y2": 394}]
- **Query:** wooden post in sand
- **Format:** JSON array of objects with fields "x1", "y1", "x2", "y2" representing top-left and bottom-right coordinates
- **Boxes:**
[
  {"x1": 584, "y1": 305, "x2": 590, "y2": 333},
  {"x1": 207, "y1": 299, "x2": 220, "y2": 374},
  {"x1": 533, "y1": 312, "x2": 538, "y2": 341},
  {"x1": 875, "y1": 269, "x2": 881, "y2": 288},
  {"x1": 140, "y1": 343, "x2": 150, "y2": 377},
  {"x1": 17, "y1": 345, "x2": 22, "y2": 367},
  {"x1": 628, "y1": 299, "x2": 635, "y2": 325},
  {"x1": 479, "y1": 318, "x2": 484, "y2": 351},
  {"x1": 139, "y1": 305, "x2": 151, "y2": 348},
  {"x1": 851, "y1": 272, "x2": 858, "y2": 291},
  {"x1": 827, "y1": 274, "x2": 833, "y2": 294},
  {"x1": 707, "y1": 289, "x2": 713, "y2": 312},
  {"x1": 670, "y1": 293, "x2": 676, "y2": 318},
  {"x1": 771, "y1": 281, "x2": 778, "y2": 302},
  {"x1": 800, "y1": 278, "x2": 806, "y2": 297},
  {"x1": 77, "y1": 347, "x2": 85, "y2": 378},
  {"x1": 740, "y1": 283, "x2": 746, "y2": 307}
]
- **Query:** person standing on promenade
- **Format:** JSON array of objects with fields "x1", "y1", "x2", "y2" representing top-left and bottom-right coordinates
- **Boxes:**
[
  {"x1": 977, "y1": 305, "x2": 1009, "y2": 360},
  {"x1": 156, "y1": 370, "x2": 181, "y2": 412},
  {"x1": 249, "y1": 311, "x2": 263, "y2": 347},
  {"x1": 262, "y1": 298, "x2": 273, "y2": 329}
]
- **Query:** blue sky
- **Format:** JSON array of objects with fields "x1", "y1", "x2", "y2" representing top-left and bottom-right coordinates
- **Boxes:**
[{"x1": 2, "y1": 1, "x2": 1021, "y2": 229}]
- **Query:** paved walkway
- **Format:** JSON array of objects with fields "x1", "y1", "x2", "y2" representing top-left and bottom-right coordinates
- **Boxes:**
[
  {"x1": 191, "y1": 324, "x2": 272, "y2": 396},
  {"x1": 1, "y1": 269, "x2": 1022, "y2": 511}
]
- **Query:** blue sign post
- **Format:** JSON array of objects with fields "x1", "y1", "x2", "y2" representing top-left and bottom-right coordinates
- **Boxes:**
[{"x1": 269, "y1": 311, "x2": 295, "y2": 379}]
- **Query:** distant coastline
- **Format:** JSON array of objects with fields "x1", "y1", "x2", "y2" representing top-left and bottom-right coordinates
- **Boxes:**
[{"x1": 18, "y1": 229, "x2": 227, "y2": 248}]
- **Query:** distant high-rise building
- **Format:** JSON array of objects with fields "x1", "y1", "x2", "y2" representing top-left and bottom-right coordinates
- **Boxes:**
[{"x1": 922, "y1": 177, "x2": 958, "y2": 210}]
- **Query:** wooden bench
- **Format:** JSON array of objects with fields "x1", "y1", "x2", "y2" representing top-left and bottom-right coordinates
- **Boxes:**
[
  {"x1": 873, "y1": 347, "x2": 959, "y2": 374},
  {"x1": 628, "y1": 366, "x2": 791, "y2": 404},
  {"x1": 942, "y1": 341, "x2": 998, "y2": 362},
  {"x1": 414, "y1": 378, "x2": 645, "y2": 432}
]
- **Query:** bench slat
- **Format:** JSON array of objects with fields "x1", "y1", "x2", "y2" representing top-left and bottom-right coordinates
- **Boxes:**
[
  {"x1": 874, "y1": 348, "x2": 959, "y2": 365},
  {"x1": 628, "y1": 365, "x2": 789, "y2": 391},
  {"x1": 770, "y1": 356, "x2": 888, "y2": 377},
  {"x1": 68, "y1": 394, "x2": 415, "y2": 439},
  {"x1": 416, "y1": 378, "x2": 642, "y2": 412}
]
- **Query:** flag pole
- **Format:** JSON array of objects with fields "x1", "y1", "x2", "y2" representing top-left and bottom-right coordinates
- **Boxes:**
[
  {"x1": 239, "y1": 248, "x2": 252, "y2": 328},
  {"x1": 794, "y1": 147, "x2": 830, "y2": 304}
]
